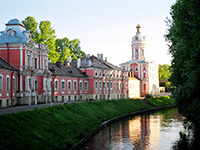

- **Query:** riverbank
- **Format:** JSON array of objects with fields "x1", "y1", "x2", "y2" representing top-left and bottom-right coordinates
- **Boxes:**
[{"x1": 0, "y1": 96, "x2": 175, "y2": 150}]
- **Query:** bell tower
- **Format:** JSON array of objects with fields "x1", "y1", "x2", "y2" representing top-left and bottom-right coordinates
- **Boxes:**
[{"x1": 131, "y1": 24, "x2": 146, "y2": 60}]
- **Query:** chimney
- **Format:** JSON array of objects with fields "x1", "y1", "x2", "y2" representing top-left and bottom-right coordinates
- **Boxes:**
[
  {"x1": 97, "y1": 54, "x2": 100, "y2": 60},
  {"x1": 64, "y1": 60, "x2": 68, "y2": 66},
  {"x1": 68, "y1": 56, "x2": 71, "y2": 66},
  {"x1": 77, "y1": 58, "x2": 81, "y2": 68},
  {"x1": 105, "y1": 57, "x2": 107, "y2": 62},
  {"x1": 88, "y1": 59, "x2": 92, "y2": 67},
  {"x1": 100, "y1": 54, "x2": 103, "y2": 61}
]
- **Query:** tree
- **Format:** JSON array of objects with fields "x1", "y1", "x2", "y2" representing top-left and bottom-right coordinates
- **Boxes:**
[
  {"x1": 22, "y1": 16, "x2": 39, "y2": 42},
  {"x1": 55, "y1": 38, "x2": 71, "y2": 63},
  {"x1": 158, "y1": 64, "x2": 171, "y2": 81},
  {"x1": 22, "y1": 17, "x2": 59, "y2": 63},
  {"x1": 165, "y1": 0, "x2": 200, "y2": 128},
  {"x1": 70, "y1": 39, "x2": 85, "y2": 59},
  {"x1": 55, "y1": 38, "x2": 85, "y2": 63}
]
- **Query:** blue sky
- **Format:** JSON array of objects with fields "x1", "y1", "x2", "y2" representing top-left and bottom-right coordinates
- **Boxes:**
[{"x1": 0, "y1": 0, "x2": 176, "y2": 65}]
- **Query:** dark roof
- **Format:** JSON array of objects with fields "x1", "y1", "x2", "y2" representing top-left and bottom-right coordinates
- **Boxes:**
[
  {"x1": 48, "y1": 62, "x2": 88, "y2": 78},
  {"x1": 0, "y1": 57, "x2": 18, "y2": 71},
  {"x1": 71, "y1": 55, "x2": 125, "y2": 72}
]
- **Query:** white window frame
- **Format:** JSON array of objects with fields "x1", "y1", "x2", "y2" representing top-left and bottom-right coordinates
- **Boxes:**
[
  {"x1": 95, "y1": 81, "x2": 98, "y2": 90},
  {"x1": 85, "y1": 81, "x2": 88, "y2": 91},
  {"x1": 99, "y1": 71, "x2": 102, "y2": 77},
  {"x1": 79, "y1": 80, "x2": 83, "y2": 91},
  {"x1": 74, "y1": 80, "x2": 77, "y2": 91},
  {"x1": 55, "y1": 79, "x2": 59, "y2": 91},
  {"x1": 12, "y1": 76, "x2": 15, "y2": 90},
  {"x1": 107, "y1": 81, "x2": 109, "y2": 90},
  {"x1": 99, "y1": 81, "x2": 102, "y2": 90},
  {"x1": 61, "y1": 80, "x2": 65, "y2": 91},
  {"x1": 6, "y1": 75, "x2": 10, "y2": 91},
  {"x1": 95, "y1": 70, "x2": 98, "y2": 77},
  {"x1": 68, "y1": 80, "x2": 71, "y2": 91}
]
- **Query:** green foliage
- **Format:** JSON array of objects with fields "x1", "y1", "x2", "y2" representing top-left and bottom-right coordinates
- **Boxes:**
[
  {"x1": 22, "y1": 16, "x2": 60, "y2": 63},
  {"x1": 158, "y1": 64, "x2": 171, "y2": 81},
  {"x1": 22, "y1": 16, "x2": 39, "y2": 42},
  {"x1": 0, "y1": 98, "x2": 173, "y2": 149},
  {"x1": 146, "y1": 96, "x2": 176, "y2": 107},
  {"x1": 165, "y1": 0, "x2": 200, "y2": 127},
  {"x1": 22, "y1": 16, "x2": 86, "y2": 64},
  {"x1": 55, "y1": 38, "x2": 85, "y2": 63}
]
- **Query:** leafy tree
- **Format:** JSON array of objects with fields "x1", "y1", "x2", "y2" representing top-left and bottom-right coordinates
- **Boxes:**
[
  {"x1": 22, "y1": 17, "x2": 59, "y2": 63},
  {"x1": 158, "y1": 64, "x2": 171, "y2": 81},
  {"x1": 55, "y1": 38, "x2": 71, "y2": 63},
  {"x1": 70, "y1": 39, "x2": 85, "y2": 59},
  {"x1": 165, "y1": 0, "x2": 200, "y2": 128},
  {"x1": 55, "y1": 38, "x2": 85, "y2": 63},
  {"x1": 22, "y1": 16, "x2": 39, "y2": 42}
]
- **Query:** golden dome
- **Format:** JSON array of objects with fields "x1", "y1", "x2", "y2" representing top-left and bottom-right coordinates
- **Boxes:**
[{"x1": 136, "y1": 24, "x2": 141, "y2": 28}]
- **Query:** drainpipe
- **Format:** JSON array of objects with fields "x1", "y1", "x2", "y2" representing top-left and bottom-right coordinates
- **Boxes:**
[
  {"x1": 6, "y1": 43, "x2": 10, "y2": 63},
  {"x1": 10, "y1": 70, "x2": 14, "y2": 106}
]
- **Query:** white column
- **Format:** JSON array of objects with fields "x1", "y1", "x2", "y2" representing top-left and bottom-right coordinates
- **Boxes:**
[{"x1": 20, "y1": 45, "x2": 23, "y2": 70}]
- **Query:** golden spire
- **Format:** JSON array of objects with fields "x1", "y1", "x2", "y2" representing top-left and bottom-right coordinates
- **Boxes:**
[{"x1": 136, "y1": 24, "x2": 141, "y2": 28}]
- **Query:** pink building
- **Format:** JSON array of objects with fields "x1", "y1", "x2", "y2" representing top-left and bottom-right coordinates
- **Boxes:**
[
  {"x1": 120, "y1": 25, "x2": 159, "y2": 96},
  {"x1": 0, "y1": 18, "x2": 129, "y2": 108}
]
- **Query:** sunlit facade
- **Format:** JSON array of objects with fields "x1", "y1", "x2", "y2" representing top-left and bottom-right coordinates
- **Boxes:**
[{"x1": 120, "y1": 25, "x2": 159, "y2": 96}]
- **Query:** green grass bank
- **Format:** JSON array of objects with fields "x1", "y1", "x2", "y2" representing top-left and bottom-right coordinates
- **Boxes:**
[{"x1": 0, "y1": 96, "x2": 175, "y2": 150}]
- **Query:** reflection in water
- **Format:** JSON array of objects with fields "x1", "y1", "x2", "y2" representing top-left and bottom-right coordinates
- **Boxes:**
[{"x1": 82, "y1": 108, "x2": 184, "y2": 150}]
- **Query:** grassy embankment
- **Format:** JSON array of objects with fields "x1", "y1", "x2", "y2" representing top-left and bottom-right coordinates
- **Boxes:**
[{"x1": 0, "y1": 96, "x2": 175, "y2": 150}]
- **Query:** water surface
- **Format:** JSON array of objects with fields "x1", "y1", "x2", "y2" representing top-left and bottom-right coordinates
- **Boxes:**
[{"x1": 82, "y1": 108, "x2": 184, "y2": 150}]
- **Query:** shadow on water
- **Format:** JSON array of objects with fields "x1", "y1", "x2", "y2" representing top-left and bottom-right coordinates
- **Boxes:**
[{"x1": 172, "y1": 120, "x2": 200, "y2": 150}]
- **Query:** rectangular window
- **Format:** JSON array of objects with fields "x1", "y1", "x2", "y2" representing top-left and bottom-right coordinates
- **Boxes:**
[
  {"x1": 99, "y1": 81, "x2": 102, "y2": 90},
  {"x1": 12, "y1": 78, "x2": 15, "y2": 90},
  {"x1": 55, "y1": 80, "x2": 58, "y2": 91},
  {"x1": 35, "y1": 58, "x2": 37, "y2": 69},
  {"x1": 0, "y1": 76, "x2": 3, "y2": 90},
  {"x1": 29, "y1": 78, "x2": 32, "y2": 87},
  {"x1": 74, "y1": 81, "x2": 77, "y2": 91},
  {"x1": 62, "y1": 96, "x2": 64, "y2": 101},
  {"x1": 74, "y1": 96, "x2": 77, "y2": 101},
  {"x1": 85, "y1": 81, "x2": 88, "y2": 91},
  {"x1": 61, "y1": 81, "x2": 65, "y2": 91},
  {"x1": 95, "y1": 81, "x2": 98, "y2": 90},
  {"x1": 103, "y1": 81, "x2": 105, "y2": 90},
  {"x1": 68, "y1": 81, "x2": 71, "y2": 91},
  {"x1": 6, "y1": 77, "x2": 10, "y2": 91},
  {"x1": 35, "y1": 81, "x2": 38, "y2": 90},
  {"x1": 27, "y1": 55, "x2": 30, "y2": 66},
  {"x1": 117, "y1": 83, "x2": 119, "y2": 91},
  {"x1": 80, "y1": 81, "x2": 83, "y2": 91},
  {"x1": 110, "y1": 82, "x2": 112, "y2": 90},
  {"x1": 107, "y1": 81, "x2": 109, "y2": 90}
]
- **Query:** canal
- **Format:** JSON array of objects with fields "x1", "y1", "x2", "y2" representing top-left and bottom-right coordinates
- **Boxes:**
[{"x1": 81, "y1": 108, "x2": 185, "y2": 150}]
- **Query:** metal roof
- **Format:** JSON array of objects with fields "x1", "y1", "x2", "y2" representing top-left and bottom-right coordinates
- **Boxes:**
[{"x1": 0, "y1": 58, "x2": 18, "y2": 71}]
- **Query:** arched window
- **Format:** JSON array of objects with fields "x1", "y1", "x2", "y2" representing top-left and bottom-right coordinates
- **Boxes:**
[{"x1": 135, "y1": 49, "x2": 138, "y2": 56}]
